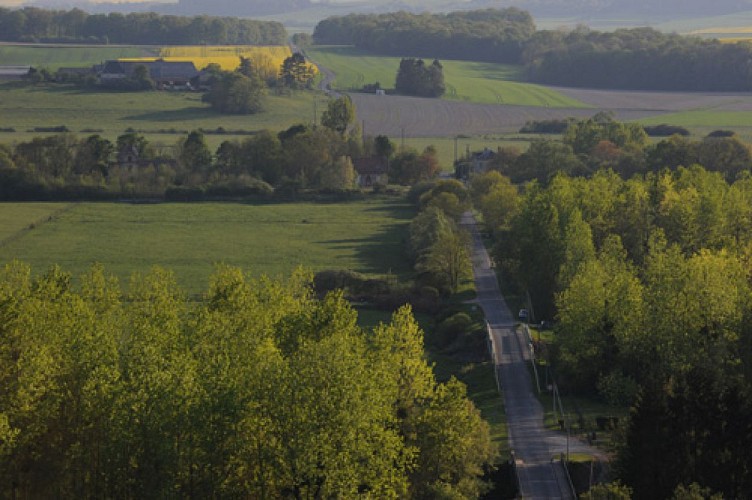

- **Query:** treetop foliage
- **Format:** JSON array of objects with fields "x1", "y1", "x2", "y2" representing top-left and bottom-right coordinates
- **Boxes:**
[{"x1": 0, "y1": 262, "x2": 495, "y2": 498}]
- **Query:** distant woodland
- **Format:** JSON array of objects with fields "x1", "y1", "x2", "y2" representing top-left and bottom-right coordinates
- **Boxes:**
[
  {"x1": 314, "y1": 9, "x2": 536, "y2": 64},
  {"x1": 314, "y1": 8, "x2": 752, "y2": 91},
  {"x1": 0, "y1": 7, "x2": 286, "y2": 45}
]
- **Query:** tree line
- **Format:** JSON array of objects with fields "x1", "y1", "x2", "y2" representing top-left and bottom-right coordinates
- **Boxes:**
[
  {"x1": 0, "y1": 7, "x2": 286, "y2": 45},
  {"x1": 471, "y1": 134, "x2": 752, "y2": 496},
  {"x1": 523, "y1": 26, "x2": 752, "y2": 91},
  {"x1": 313, "y1": 8, "x2": 535, "y2": 64},
  {"x1": 313, "y1": 8, "x2": 752, "y2": 91},
  {"x1": 0, "y1": 263, "x2": 495, "y2": 498},
  {"x1": 0, "y1": 106, "x2": 449, "y2": 201},
  {"x1": 0, "y1": 111, "x2": 360, "y2": 201}
]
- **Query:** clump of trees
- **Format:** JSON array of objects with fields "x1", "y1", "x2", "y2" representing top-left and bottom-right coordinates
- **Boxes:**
[
  {"x1": 389, "y1": 145, "x2": 441, "y2": 185},
  {"x1": 0, "y1": 262, "x2": 496, "y2": 498},
  {"x1": 0, "y1": 6, "x2": 286, "y2": 45},
  {"x1": 395, "y1": 58, "x2": 446, "y2": 98},
  {"x1": 203, "y1": 70, "x2": 265, "y2": 114}
]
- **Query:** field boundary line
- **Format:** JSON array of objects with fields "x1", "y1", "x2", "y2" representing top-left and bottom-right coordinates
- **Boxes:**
[{"x1": 0, "y1": 202, "x2": 79, "y2": 249}]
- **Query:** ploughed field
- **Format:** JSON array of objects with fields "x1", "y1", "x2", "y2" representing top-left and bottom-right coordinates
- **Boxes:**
[
  {"x1": 0, "y1": 199, "x2": 414, "y2": 297},
  {"x1": 349, "y1": 85, "x2": 752, "y2": 137}
]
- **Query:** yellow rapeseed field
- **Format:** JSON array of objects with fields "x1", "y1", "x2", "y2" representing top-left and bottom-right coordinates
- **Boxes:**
[{"x1": 119, "y1": 45, "x2": 316, "y2": 81}]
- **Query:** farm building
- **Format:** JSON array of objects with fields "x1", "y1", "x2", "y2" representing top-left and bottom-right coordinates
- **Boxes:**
[
  {"x1": 99, "y1": 60, "x2": 199, "y2": 88},
  {"x1": 0, "y1": 66, "x2": 31, "y2": 81},
  {"x1": 353, "y1": 156, "x2": 388, "y2": 187},
  {"x1": 455, "y1": 148, "x2": 500, "y2": 180}
]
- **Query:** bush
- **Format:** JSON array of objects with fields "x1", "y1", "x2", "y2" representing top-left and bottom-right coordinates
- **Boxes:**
[
  {"x1": 435, "y1": 312, "x2": 473, "y2": 349},
  {"x1": 643, "y1": 124, "x2": 690, "y2": 137},
  {"x1": 165, "y1": 185, "x2": 205, "y2": 201},
  {"x1": 407, "y1": 181, "x2": 437, "y2": 205},
  {"x1": 519, "y1": 118, "x2": 576, "y2": 134},
  {"x1": 707, "y1": 129, "x2": 736, "y2": 138}
]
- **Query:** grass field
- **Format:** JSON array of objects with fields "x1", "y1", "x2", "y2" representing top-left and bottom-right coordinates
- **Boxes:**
[
  {"x1": 0, "y1": 199, "x2": 415, "y2": 296},
  {"x1": 0, "y1": 202, "x2": 73, "y2": 241},
  {"x1": 0, "y1": 44, "x2": 154, "y2": 70},
  {"x1": 307, "y1": 46, "x2": 587, "y2": 108},
  {"x1": 0, "y1": 83, "x2": 322, "y2": 147},
  {"x1": 636, "y1": 110, "x2": 752, "y2": 136}
]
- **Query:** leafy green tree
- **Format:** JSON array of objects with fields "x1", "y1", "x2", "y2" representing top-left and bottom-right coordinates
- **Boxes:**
[
  {"x1": 374, "y1": 134, "x2": 395, "y2": 159},
  {"x1": 412, "y1": 378, "x2": 494, "y2": 498},
  {"x1": 321, "y1": 96, "x2": 356, "y2": 135},
  {"x1": 279, "y1": 52, "x2": 314, "y2": 90},
  {"x1": 74, "y1": 134, "x2": 113, "y2": 176},
  {"x1": 204, "y1": 71, "x2": 265, "y2": 114},
  {"x1": 131, "y1": 64, "x2": 155, "y2": 90},
  {"x1": 318, "y1": 155, "x2": 355, "y2": 190},
  {"x1": 418, "y1": 224, "x2": 471, "y2": 293},
  {"x1": 179, "y1": 130, "x2": 213, "y2": 174}
]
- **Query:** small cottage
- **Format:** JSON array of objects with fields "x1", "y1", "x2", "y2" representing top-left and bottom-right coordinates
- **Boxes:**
[{"x1": 353, "y1": 156, "x2": 389, "y2": 187}]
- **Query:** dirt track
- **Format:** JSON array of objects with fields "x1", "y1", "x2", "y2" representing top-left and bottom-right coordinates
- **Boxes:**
[{"x1": 350, "y1": 89, "x2": 752, "y2": 137}]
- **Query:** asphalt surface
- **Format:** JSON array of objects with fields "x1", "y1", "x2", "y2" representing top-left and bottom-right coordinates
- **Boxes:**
[{"x1": 464, "y1": 212, "x2": 599, "y2": 499}]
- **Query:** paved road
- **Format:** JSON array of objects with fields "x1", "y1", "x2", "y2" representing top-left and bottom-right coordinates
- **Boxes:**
[{"x1": 463, "y1": 212, "x2": 598, "y2": 499}]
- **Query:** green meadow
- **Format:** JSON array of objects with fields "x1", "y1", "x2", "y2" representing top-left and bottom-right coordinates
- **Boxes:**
[
  {"x1": 306, "y1": 45, "x2": 586, "y2": 108},
  {"x1": 0, "y1": 199, "x2": 415, "y2": 296},
  {"x1": 0, "y1": 83, "x2": 322, "y2": 146},
  {"x1": 0, "y1": 44, "x2": 154, "y2": 70}
]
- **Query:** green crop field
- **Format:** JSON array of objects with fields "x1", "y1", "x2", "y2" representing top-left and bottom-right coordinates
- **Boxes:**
[
  {"x1": 0, "y1": 199, "x2": 415, "y2": 296},
  {"x1": 0, "y1": 83, "x2": 323, "y2": 146},
  {"x1": 0, "y1": 44, "x2": 154, "y2": 70},
  {"x1": 307, "y1": 45, "x2": 587, "y2": 108}
]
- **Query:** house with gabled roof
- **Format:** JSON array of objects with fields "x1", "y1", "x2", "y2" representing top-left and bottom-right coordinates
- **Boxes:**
[{"x1": 353, "y1": 156, "x2": 389, "y2": 187}]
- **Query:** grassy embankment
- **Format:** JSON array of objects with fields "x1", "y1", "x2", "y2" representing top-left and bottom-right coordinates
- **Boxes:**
[{"x1": 0, "y1": 199, "x2": 414, "y2": 297}]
